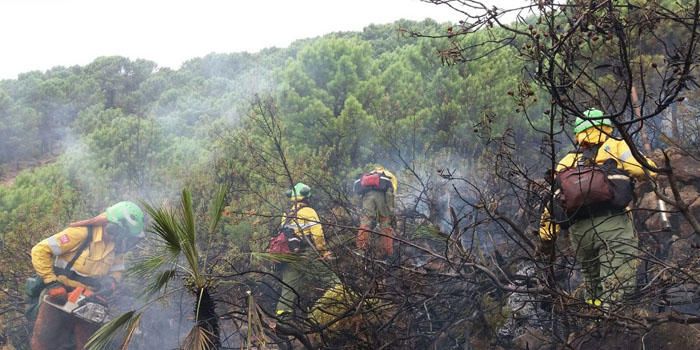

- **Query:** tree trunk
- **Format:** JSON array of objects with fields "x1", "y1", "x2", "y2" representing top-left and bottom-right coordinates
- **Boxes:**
[
  {"x1": 670, "y1": 103, "x2": 680, "y2": 140},
  {"x1": 195, "y1": 288, "x2": 220, "y2": 349}
]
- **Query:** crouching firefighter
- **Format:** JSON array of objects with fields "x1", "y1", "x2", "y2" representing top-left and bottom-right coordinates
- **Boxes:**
[
  {"x1": 539, "y1": 109, "x2": 656, "y2": 307},
  {"x1": 354, "y1": 165, "x2": 398, "y2": 259},
  {"x1": 29, "y1": 201, "x2": 145, "y2": 350},
  {"x1": 272, "y1": 183, "x2": 331, "y2": 317}
]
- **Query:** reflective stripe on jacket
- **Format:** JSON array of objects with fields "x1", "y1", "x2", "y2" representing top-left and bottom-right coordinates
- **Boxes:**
[
  {"x1": 556, "y1": 136, "x2": 656, "y2": 178},
  {"x1": 31, "y1": 225, "x2": 124, "y2": 288}
]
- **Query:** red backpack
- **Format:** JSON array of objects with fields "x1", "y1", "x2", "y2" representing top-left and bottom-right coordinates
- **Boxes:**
[
  {"x1": 268, "y1": 231, "x2": 291, "y2": 253},
  {"x1": 266, "y1": 205, "x2": 306, "y2": 254},
  {"x1": 360, "y1": 173, "x2": 381, "y2": 188},
  {"x1": 354, "y1": 172, "x2": 392, "y2": 195}
]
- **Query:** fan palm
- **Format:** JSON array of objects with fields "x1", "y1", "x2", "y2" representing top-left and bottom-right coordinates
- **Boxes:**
[{"x1": 86, "y1": 186, "x2": 227, "y2": 350}]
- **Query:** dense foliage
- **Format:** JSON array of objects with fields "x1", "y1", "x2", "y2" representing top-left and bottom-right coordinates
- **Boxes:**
[
  {"x1": 0, "y1": 18, "x2": 541, "y2": 246},
  {"x1": 1, "y1": 9, "x2": 698, "y2": 348}
]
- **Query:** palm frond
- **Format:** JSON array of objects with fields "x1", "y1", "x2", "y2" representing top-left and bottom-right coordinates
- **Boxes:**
[
  {"x1": 85, "y1": 311, "x2": 140, "y2": 350},
  {"x1": 251, "y1": 251, "x2": 306, "y2": 264},
  {"x1": 207, "y1": 185, "x2": 227, "y2": 235},
  {"x1": 118, "y1": 312, "x2": 143, "y2": 350},
  {"x1": 142, "y1": 268, "x2": 178, "y2": 296},
  {"x1": 143, "y1": 202, "x2": 183, "y2": 256},
  {"x1": 182, "y1": 325, "x2": 216, "y2": 350},
  {"x1": 180, "y1": 188, "x2": 196, "y2": 244},
  {"x1": 178, "y1": 189, "x2": 201, "y2": 281},
  {"x1": 144, "y1": 191, "x2": 201, "y2": 283},
  {"x1": 127, "y1": 254, "x2": 171, "y2": 280},
  {"x1": 246, "y1": 292, "x2": 269, "y2": 349}
]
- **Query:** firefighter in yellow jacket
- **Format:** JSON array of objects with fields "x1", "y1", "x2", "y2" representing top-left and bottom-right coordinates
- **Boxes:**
[
  {"x1": 30, "y1": 201, "x2": 144, "y2": 350},
  {"x1": 540, "y1": 108, "x2": 656, "y2": 305},
  {"x1": 276, "y1": 183, "x2": 331, "y2": 316}
]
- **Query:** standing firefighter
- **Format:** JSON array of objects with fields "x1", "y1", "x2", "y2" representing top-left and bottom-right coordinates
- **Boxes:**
[
  {"x1": 540, "y1": 109, "x2": 656, "y2": 306},
  {"x1": 29, "y1": 201, "x2": 144, "y2": 350},
  {"x1": 273, "y1": 182, "x2": 331, "y2": 317},
  {"x1": 354, "y1": 165, "x2": 398, "y2": 259}
]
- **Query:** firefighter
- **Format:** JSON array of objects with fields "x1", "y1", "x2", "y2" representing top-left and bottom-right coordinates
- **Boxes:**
[
  {"x1": 354, "y1": 165, "x2": 398, "y2": 259},
  {"x1": 275, "y1": 183, "x2": 331, "y2": 316},
  {"x1": 539, "y1": 108, "x2": 656, "y2": 306},
  {"x1": 30, "y1": 201, "x2": 144, "y2": 350}
]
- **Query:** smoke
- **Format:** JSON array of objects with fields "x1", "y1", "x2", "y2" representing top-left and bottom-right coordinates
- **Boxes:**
[{"x1": 18, "y1": 54, "x2": 279, "y2": 349}]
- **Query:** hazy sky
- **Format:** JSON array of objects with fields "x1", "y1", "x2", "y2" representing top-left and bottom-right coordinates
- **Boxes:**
[{"x1": 0, "y1": 0, "x2": 524, "y2": 80}]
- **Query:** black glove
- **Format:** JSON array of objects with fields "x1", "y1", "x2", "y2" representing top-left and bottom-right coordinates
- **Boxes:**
[{"x1": 45, "y1": 281, "x2": 68, "y2": 305}]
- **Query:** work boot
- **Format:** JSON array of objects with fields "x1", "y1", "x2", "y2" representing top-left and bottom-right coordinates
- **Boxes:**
[
  {"x1": 380, "y1": 226, "x2": 395, "y2": 257},
  {"x1": 356, "y1": 224, "x2": 371, "y2": 251}
]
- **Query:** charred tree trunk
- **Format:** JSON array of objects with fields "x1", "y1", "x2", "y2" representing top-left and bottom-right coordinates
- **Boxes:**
[{"x1": 195, "y1": 287, "x2": 220, "y2": 349}]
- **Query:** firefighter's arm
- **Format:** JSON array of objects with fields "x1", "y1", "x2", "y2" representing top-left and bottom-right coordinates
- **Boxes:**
[
  {"x1": 298, "y1": 207, "x2": 327, "y2": 253},
  {"x1": 614, "y1": 141, "x2": 657, "y2": 179},
  {"x1": 539, "y1": 207, "x2": 559, "y2": 241},
  {"x1": 309, "y1": 222, "x2": 327, "y2": 253},
  {"x1": 555, "y1": 153, "x2": 577, "y2": 173},
  {"x1": 31, "y1": 227, "x2": 88, "y2": 284},
  {"x1": 383, "y1": 170, "x2": 398, "y2": 194}
]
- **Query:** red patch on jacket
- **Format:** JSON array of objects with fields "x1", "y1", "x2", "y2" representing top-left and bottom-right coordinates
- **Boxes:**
[{"x1": 59, "y1": 234, "x2": 70, "y2": 244}]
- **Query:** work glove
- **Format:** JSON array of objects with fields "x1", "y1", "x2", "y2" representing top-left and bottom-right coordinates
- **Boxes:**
[
  {"x1": 96, "y1": 276, "x2": 118, "y2": 298},
  {"x1": 45, "y1": 281, "x2": 68, "y2": 305}
]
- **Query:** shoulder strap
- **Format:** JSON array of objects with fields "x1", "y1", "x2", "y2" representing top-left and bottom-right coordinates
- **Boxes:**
[
  {"x1": 282, "y1": 204, "x2": 307, "y2": 228},
  {"x1": 578, "y1": 144, "x2": 601, "y2": 166},
  {"x1": 65, "y1": 225, "x2": 93, "y2": 271}
]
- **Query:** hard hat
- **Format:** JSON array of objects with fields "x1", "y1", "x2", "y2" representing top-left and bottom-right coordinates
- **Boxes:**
[
  {"x1": 105, "y1": 201, "x2": 145, "y2": 236},
  {"x1": 574, "y1": 108, "x2": 614, "y2": 134},
  {"x1": 286, "y1": 182, "x2": 311, "y2": 201}
]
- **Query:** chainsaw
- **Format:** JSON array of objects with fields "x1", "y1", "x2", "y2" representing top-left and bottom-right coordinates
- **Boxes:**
[{"x1": 43, "y1": 286, "x2": 111, "y2": 324}]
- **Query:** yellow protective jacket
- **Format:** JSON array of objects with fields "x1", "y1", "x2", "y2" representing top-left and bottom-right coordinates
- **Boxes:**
[
  {"x1": 383, "y1": 169, "x2": 398, "y2": 194},
  {"x1": 282, "y1": 203, "x2": 327, "y2": 252},
  {"x1": 539, "y1": 131, "x2": 656, "y2": 240},
  {"x1": 31, "y1": 225, "x2": 124, "y2": 289}
]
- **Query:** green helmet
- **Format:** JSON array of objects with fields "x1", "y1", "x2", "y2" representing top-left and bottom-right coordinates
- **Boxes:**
[
  {"x1": 105, "y1": 201, "x2": 144, "y2": 236},
  {"x1": 574, "y1": 108, "x2": 614, "y2": 134},
  {"x1": 286, "y1": 182, "x2": 311, "y2": 201}
]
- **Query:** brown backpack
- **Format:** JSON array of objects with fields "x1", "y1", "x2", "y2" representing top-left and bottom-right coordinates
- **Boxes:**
[
  {"x1": 554, "y1": 144, "x2": 634, "y2": 218},
  {"x1": 557, "y1": 165, "x2": 614, "y2": 214}
]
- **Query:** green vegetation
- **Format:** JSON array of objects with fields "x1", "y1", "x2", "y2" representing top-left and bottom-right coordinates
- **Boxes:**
[
  {"x1": 0, "y1": 18, "x2": 541, "y2": 248},
  {"x1": 2, "y1": 9, "x2": 697, "y2": 347},
  {"x1": 0, "y1": 19, "x2": 543, "y2": 347}
]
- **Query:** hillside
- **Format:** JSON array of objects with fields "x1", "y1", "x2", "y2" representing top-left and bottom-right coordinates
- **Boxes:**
[{"x1": 0, "y1": 9, "x2": 699, "y2": 349}]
